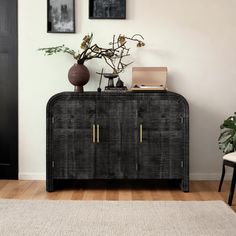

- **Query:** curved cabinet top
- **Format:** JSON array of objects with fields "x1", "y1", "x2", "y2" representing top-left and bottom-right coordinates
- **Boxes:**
[{"x1": 47, "y1": 91, "x2": 189, "y2": 114}]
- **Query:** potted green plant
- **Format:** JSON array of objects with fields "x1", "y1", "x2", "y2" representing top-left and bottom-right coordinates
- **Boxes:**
[
  {"x1": 39, "y1": 33, "x2": 145, "y2": 92},
  {"x1": 218, "y1": 112, "x2": 236, "y2": 154}
]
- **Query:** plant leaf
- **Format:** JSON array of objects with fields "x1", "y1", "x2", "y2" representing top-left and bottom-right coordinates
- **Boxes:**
[{"x1": 219, "y1": 113, "x2": 236, "y2": 153}]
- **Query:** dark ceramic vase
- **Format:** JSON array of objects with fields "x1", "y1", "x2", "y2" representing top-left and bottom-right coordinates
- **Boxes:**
[{"x1": 68, "y1": 63, "x2": 90, "y2": 92}]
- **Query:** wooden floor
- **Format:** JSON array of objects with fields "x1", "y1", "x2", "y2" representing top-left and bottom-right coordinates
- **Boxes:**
[{"x1": 0, "y1": 180, "x2": 235, "y2": 212}]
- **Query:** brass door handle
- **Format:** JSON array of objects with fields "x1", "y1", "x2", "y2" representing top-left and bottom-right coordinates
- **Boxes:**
[
  {"x1": 140, "y1": 124, "x2": 143, "y2": 143},
  {"x1": 97, "y1": 124, "x2": 100, "y2": 143},
  {"x1": 92, "y1": 124, "x2": 96, "y2": 143}
]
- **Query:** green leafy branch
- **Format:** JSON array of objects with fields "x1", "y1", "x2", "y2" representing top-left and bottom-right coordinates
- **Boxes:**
[
  {"x1": 38, "y1": 33, "x2": 145, "y2": 73},
  {"x1": 218, "y1": 112, "x2": 236, "y2": 154}
]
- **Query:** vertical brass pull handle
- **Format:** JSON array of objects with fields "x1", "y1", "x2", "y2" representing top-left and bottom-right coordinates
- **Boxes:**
[
  {"x1": 140, "y1": 124, "x2": 143, "y2": 143},
  {"x1": 97, "y1": 124, "x2": 100, "y2": 143},
  {"x1": 92, "y1": 125, "x2": 96, "y2": 143}
]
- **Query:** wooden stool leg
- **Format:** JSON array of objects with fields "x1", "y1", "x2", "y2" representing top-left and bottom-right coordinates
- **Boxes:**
[
  {"x1": 228, "y1": 167, "x2": 236, "y2": 206},
  {"x1": 218, "y1": 162, "x2": 225, "y2": 192}
]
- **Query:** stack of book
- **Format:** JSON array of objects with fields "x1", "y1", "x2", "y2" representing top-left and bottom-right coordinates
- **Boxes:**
[{"x1": 104, "y1": 87, "x2": 128, "y2": 92}]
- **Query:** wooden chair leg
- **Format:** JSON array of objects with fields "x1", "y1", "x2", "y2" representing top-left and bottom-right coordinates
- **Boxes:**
[
  {"x1": 218, "y1": 162, "x2": 225, "y2": 192},
  {"x1": 228, "y1": 167, "x2": 236, "y2": 206}
]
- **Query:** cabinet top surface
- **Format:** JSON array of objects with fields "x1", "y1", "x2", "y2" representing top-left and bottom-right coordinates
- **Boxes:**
[
  {"x1": 47, "y1": 91, "x2": 189, "y2": 109},
  {"x1": 49, "y1": 91, "x2": 185, "y2": 98}
]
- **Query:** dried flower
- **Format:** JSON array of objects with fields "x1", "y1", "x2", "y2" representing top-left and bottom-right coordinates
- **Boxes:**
[
  {"x1": 80, "y1": 41, "x2": 87, "y2": 50},
  {"x1": 137, "y1": 41, "x2": 145, "y2": 47},
  {"x1": 83, "y1": 35, "x2": 91, "y2": 42},
  {"x1": 118, "y1": 35, "x2": 126, "y2": 45},
  {"x1": 38, "y1": 33, "x2": 145, "y2": 72}
]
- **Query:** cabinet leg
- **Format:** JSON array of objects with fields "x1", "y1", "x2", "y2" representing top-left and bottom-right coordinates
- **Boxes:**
[
  {"x1": 46, "y1": 179, "x2": 54, "y2": 192},
  {"x1": 181, "y1": 178, "x2": 189, "y2": 192}
]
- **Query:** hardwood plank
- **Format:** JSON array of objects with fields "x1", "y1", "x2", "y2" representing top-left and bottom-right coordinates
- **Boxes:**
[
  {"x1": 106, "y1": 190, "x2": 119, "y2": 200},
  {"x1": 118, "y1": 189, "x2": 132, "y2": 200},
  {"x1": 92, "y1": 190, "x2": 106, "y2": 200},
  {"x1": 15, "y1": 181, "x2": 42, "y2": 199},
  {"x1": 0, "y1": 180, "x2": 9, "y2": 189},
  {"x1": 150, "y1": 190, "x2": 174, "y2": 201},
  {"x1": 0, "y1": 180, "x2": 235, "y2": 211},
  {"x1": 0, "y1": 180, "x2": 33, "y2": 199},
  {"x1": 83, "y1": 190, "x2": 96, "y2": 200},
  {"x1": 132, "y1": 189, "x2": 155, "y2": 200},
  {"x1": 71, "y1": 189, "x2": 84, "y2": 200}
]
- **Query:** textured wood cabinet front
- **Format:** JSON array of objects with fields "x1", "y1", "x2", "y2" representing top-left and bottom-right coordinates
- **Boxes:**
[{"x1": 46, "y1": 92, "x2": 189, "y2": 192}]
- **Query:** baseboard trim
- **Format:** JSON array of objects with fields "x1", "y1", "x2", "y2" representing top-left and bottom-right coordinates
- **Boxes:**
[
  {"x1": 19, "y1": 173, "x2": 46, "y2": 180},
  {"x1": 19, "y1": 172, "x2": 233, "y2": 181},
  {"x1": 190, "y1": 173, "x2": 232, "y2": 181}
]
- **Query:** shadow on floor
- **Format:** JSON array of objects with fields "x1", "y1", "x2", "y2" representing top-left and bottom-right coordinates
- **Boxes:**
[{"x1": 53, "y1": 179, "x2": 183, "y2": 191}]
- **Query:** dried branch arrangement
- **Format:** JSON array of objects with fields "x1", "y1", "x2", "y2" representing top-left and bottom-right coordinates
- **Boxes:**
[
  {"x1": 39, "y1": 33, "x2": 145, "y2": 74},
  {"x1": 102, "y1": 34, "x2": 145, "y2": 74}
]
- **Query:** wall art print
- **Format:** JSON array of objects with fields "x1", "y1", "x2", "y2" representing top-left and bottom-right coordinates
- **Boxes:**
[
  {"x1": 89, "y1": 0, "x2": 126, "y2": 19},
  {"x1": 47, "y1": 0, "x2": 75, "y2": 33}
]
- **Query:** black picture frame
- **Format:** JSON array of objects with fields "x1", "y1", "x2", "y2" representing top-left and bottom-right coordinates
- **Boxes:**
[
  {"x1": 47, "y1": 0, "x2": 75, "y2": 33},
  {"x1": 89, "y1": 0, "x2": 126, "y2": 19}
]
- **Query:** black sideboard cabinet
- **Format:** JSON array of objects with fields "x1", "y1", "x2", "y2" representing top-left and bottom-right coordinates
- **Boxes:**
[{"x1": 46, "y1": 92, "x2": 189, "y2": 192}]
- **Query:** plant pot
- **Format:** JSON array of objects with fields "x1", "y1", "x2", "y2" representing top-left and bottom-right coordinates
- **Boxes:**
[{"x1": 68, "y1": 63, "x2": 90, "y2": 92}]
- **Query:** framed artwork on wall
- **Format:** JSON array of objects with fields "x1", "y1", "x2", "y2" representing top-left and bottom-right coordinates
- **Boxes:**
[
  {"x1": 89, "y1": 0, "x2": 126, "y2": 19},
  {"x1": 47, "y1": 0, "x2": 75, "y2": 33}
]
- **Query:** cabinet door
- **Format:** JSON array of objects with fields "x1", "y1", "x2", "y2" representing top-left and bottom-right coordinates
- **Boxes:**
[
  {"x1": 95, "y1": 96, "x2": 138, "y2": 179},
  {"x1": 120, "y1": 97, "x2": 138, "y2": 179},
  {"x1": 137, "y1": 95, "x2": 185, "y2": 179},
  {"x1": 51, "y1": 97, "x2": 96, "y2": 179}
]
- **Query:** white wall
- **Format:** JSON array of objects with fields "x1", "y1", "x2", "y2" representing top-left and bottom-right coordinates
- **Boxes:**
[{"x1": 18, "y1": 0, "x2": 236, "y2": 180}]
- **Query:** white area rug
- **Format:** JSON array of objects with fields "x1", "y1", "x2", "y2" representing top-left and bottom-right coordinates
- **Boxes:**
[{"x1": 0, "y1": 200, "x2": 235, "y2": 236}]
